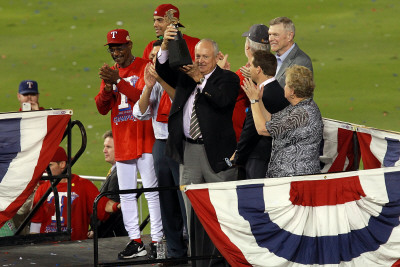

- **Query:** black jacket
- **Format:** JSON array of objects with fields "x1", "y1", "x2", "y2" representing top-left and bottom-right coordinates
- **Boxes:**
[{"x1": 156, "y1": 59, "x2": 240, "y2": 173}]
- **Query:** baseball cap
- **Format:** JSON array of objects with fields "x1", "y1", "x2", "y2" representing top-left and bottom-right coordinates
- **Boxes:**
[
  {"x1": 105, "y1": 29, "x2": 131, "y2": 46},
  {"x1": 18, "y1": 80, "x2": 39, "y2": 95},
  {"x1": 242, "y1": 24, "x2": 270, "y2": 44},
  {"x1": 154, "y1": 4, "x2": 184, "y2": 27},
  {"x1": 51, "y1": 147, "x2": 68, "y2": 162}
]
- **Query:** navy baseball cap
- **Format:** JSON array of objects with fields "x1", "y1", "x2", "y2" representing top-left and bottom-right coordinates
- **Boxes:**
[
  {"x1": 242, "y1": 24, "x2": 270, "y2": 44},
  {"x1": 19, "y1": 80, "x2": 39, "y2": 94}
]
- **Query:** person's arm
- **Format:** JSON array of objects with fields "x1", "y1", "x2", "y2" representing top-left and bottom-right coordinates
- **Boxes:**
[
  {"x1": 155, "y1": 25, "x2": 180, "y2": 88},
  {"x1": 242, "y1": 78, "x2": 271, "y2": 136},
  {"x1": 138, "y1": 63, "x2": 157, "y2": 115},
  {"x1": 147, "y1": 63, "x2": 176, "y2": 99},
  {"x1": 95, "y1": 73, "x2": 116, "y2": 115},
  {"x1": 99, "y1": 63, "x2": 142, "y2": 103},
  {"x1": 202, "y1": 70, "x2": 240, "y2": 109},
  {"x1": 105, "y1": 199, "x2": 121, "y2": 213}
]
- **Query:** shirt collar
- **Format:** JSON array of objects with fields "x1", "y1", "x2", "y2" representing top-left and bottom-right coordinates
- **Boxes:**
[
  {"x1": 259, "y1": 77, "x2": 276, "y2": 89},
  {"x1": 276, "y1": 43, "x2": 295, "y2": 62}
]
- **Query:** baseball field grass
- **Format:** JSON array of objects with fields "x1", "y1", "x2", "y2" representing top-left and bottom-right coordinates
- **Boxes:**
[
  {"x1": 2, "y1": 2, "x2": 400, "y2": 234},
  {"x1": 1, "y1": 0, "x2": 399, "y2": 176}
]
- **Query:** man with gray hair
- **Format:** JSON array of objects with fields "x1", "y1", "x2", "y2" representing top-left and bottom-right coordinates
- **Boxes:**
[
  {"x1": 268, "y1": 16, "x2": 313, "y2": 87},
  {"x1": 230, "y1": 24, "x2": 271, "y2": 146},
  {"x1": 232, "y1": 24, "x2": 274, "y2": 179},
  {"x1": 156, "y1": 26, "x2": 240, "y2": 266}
]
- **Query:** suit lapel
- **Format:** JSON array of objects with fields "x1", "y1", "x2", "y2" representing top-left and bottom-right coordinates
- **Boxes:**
[{"x1": 275, "y1": 43, "x2": 299, "y2": 82}]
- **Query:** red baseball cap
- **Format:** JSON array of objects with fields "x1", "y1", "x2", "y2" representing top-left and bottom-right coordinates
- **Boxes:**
[
  {"x1": 153, "y1": 4, "x2": 184, "y2": 27},
  {"x1": 51, "y1": 147, "x2": 68, "y2": 162},
  {"x1": 105, "y1": 29, "x2": 131, "y2": 46}
]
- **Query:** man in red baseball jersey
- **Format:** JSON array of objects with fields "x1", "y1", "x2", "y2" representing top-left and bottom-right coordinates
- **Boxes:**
[
  {"x1": 30, "y1": 147, "x2": 119, "y2": 241},
  {"x1": 143, "y1": 3, "x2": 200, "y2": 61},
  {"x1": 95, "y1": 29, "x2": 163, "y2": 259}
]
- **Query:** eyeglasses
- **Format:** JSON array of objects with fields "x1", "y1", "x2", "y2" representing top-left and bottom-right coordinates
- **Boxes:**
[{"x1": 107, "y1": 44, "x2": 128, "y2": 54}]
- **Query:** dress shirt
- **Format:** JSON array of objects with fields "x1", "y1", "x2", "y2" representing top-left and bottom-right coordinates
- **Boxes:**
[
  {"x1": 182, "y1": 68, "x2": 215, "y2": 139},
  {"x1": 259, "y1": 77, "x2": 277, "y2": 90},
  {"x1": 275, "y1": 43, "x2": 295, "y2": 75},
  {"x1": 157, "y1": 48, "x2": 216, "y2": 139},
  {"x1": 132, "y1": 82, "x2": 169, "y2": 140}
]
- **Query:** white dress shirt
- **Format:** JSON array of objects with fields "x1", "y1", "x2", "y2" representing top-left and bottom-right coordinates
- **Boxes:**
[
  {"x1": 132, "y1": 82, "x2": 169, "y2": 140},
  {"x1": 157, "y1": 48, "x2": 216, "y2": 139}
]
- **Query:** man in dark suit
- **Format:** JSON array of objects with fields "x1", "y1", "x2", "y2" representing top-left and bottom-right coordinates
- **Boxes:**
[
  {"x1": 156, "y1": 26, "x2": 239, "y2": 267},
  {"x1": 268, "y1": 16, "x2": 313, "y2": 88},
  {"x1": 234, "y1": 50, "x2": 290, "y2": 179},
  {"x1": 95, "y1": 130, "x2": 127, "y2": 238}
]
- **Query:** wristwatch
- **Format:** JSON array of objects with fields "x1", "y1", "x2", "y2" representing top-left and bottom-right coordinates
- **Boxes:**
[
  {"x1": 250, "y1": 99, "x2": 259, "y2": 104},
  {"x1": 197, "y1": 77, "x2": 205, "y2": 84}
]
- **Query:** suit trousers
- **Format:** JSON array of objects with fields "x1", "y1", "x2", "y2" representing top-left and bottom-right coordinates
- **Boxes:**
[
  {"x1": 153, "y1": 139, "x2": 188, "y2": 258},
  {"x1": 181, "y1": 141, "x2": 237, "y2": 267},
  {"x1": 245, "y1": 158, "x2": 269, "y2": 179}
]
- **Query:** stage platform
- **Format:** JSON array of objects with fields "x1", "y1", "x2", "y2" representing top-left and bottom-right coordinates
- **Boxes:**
[{"x1": 0, "y1": 235, "x2": 191, "y2": 267}]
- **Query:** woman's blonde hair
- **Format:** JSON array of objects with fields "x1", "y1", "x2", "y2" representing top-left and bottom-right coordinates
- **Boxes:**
[{"x1": 285, "y1": 65, "x2": 315, "y2": 98}]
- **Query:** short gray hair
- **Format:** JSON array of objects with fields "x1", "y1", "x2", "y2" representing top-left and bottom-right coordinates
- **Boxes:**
[
  {"x1": 246, "y1": 37, "x2": 270, "y2": 54},
  {"x1": 269, "y1": 16, "x2": 296, "y2": 38}
]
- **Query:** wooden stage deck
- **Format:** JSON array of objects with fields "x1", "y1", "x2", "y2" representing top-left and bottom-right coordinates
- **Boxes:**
[{"x1": 0, "y1": 235, "x2": 191, "y2": 267}]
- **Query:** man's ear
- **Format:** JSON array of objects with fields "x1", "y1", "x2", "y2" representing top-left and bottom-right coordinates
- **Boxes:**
[
  {"x1": 59, "y1": 161, "x2": 67, "y2": 170},
  {"x1": 257, "y1": 65, "x2": 262, "y2": 75},
  {"x1": 287, "y1": 31, "x2": 294, "y2": 42}
]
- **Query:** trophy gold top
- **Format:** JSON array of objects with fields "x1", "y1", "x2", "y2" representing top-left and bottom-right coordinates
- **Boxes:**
[{"x1": 165, "y1": 9, "x2": 179, "y2": 25}]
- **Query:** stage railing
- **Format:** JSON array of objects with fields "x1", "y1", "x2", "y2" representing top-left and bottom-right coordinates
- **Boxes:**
[{"x1": 92, "y1": 186, "x2": 222, "y2": 267}]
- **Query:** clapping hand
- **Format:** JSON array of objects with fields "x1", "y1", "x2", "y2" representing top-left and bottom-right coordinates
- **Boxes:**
[
  {"x1": 242, "y1": 78, "x2": 262, "y2": 101},
  {"x1": 180, "y1": 63, "x2": 202, "y2": 83},
  {"x1": 144, "y1": 62, "x2": 157, "y2": 88},
  {"x1": 240, "y1": 62, "x2": 251, "y2": 79},
  {"x1": 217, "y1": 52, "x2": 230, "y2": 70}
]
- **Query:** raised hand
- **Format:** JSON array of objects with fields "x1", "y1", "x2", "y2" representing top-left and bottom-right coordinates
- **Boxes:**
[
  {"x1": 241, "y1": 78, "x2": 262, "y2": 101},
  {"x1": 144, "y1": 62, "x2": 157, "y2": 88}
]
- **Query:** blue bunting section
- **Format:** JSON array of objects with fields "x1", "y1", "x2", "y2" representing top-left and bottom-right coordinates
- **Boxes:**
[{"x1": 185, "y1": 167, "x2": 400, "y2": 266}]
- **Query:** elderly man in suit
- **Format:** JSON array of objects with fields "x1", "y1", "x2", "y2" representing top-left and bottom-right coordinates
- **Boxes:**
[
  {"x1": 268, "y1": 16, "x2": 313, "y2": 87},
  {"x1": 156, "y1": 25, "x2": 239, "y2": 267}
]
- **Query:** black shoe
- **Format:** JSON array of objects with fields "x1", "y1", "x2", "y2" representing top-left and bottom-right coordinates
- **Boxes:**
[
  {"x1": 118, "y1": 240, "x2": 147, "y2": 259},
  {"x1": 148, "y1": 242, "x2": 157, "y2": 260}
]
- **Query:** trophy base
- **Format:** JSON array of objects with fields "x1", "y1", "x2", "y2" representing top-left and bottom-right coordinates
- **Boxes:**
[{"x1": 169, "y1": 39, "x2": 193, "y2": 69}]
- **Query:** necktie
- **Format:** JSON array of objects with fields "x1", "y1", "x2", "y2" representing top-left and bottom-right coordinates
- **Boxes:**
[
  {"x1": 106, "y1": 168, "x2": 112, "y2": 177},
  {"x1": 189, "y1": 89, "x2": 201, "y2": 140}
]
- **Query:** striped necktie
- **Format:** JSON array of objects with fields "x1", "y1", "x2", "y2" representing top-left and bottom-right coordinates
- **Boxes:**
[{"x1": 189, "y1": 89, "x2": 201, "y2": 140}]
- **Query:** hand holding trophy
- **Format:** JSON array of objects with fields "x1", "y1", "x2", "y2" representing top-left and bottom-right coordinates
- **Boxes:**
[{"x1": 165, "y1": 8, "x2": 193, "y2": 68}]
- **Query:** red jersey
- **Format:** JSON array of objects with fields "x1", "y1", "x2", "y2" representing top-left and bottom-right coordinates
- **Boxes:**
[
  {"x1": 31, "y1": 174, "x2": 110, "y2": 241},
  {"x1": 233, "y1": 69, "x2": 250, "y2": 141},
  {"x1": 95, "y1": 57, "x2": 155, "y2": 161},
  {"x1": 142, "y1": 34, "x2": 200, "y2": 61}
]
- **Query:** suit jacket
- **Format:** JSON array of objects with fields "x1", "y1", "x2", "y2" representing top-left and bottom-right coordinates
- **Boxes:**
[
  {"x1": 235, "y1": 80, "x2": 289, "y2": 165},
  {"x1": 275, "y1": 43, "x2": 313, "y2": 88},
  {"x1": 96, "y1": 166, "x2": 127, "y2": 238},
  {"x1": 99, "y1": 167, "x2": 120, "y2": 203},
  {"x1": 156, "y1": 59, "x2": 240, "y2": 173}
]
